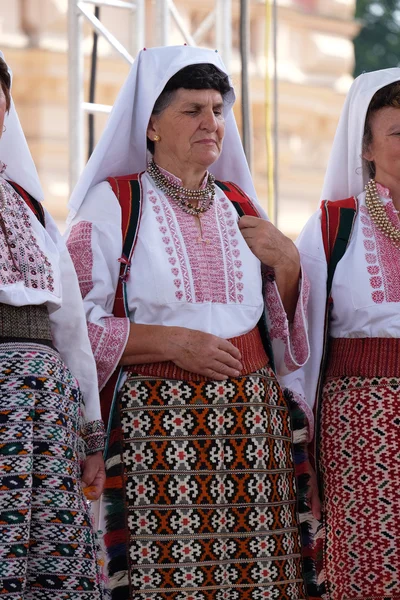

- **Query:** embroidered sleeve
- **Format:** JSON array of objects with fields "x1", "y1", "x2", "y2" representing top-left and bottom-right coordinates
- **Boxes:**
[
  {"x1": 287, "y1": 388, "x2": 314, "y2": 442},
  {"x1": 88, "y1": 318, "x2": 130, "y2": 390},
  {"x1": 265, "y1": 265, "x2": 310, "y2": 376},
  {"x1": 66, "y1": 217, "x2": 130, "y2": 391},
  {"x1": 277, "y1": 208, "x2": 330, "y2": 438},
  {"x1": 44, "y1": 208, "x2": 103, "y2": 425},
  {"x1": 82, "y1": 419, "x2": 106, "y2": 454}
]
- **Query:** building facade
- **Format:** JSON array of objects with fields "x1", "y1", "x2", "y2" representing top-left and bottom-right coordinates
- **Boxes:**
[{"x1": 0, "y1": 0, "x2": 358, "y2": 235}]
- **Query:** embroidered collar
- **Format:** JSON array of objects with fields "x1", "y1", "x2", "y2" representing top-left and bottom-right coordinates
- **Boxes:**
[
  {"x1": 375, "y1": 181, "x2": 391, "y2": 199},
  {"x1": 157, "y1": 164, "x2": 208, "y2": 190}
]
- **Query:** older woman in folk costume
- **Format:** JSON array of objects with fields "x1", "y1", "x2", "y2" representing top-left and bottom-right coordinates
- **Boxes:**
[
  {"x1": 280, "y1": 68, "x2": 400, "y2": 599},
  {"x1": 66, "y1": 45, "x2": 313, "y2": 600},
  {"x1": 0, "y1": 54, "x2": 106, "y2": 599}
]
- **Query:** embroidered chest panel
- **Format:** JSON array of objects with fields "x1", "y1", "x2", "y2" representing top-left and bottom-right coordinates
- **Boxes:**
[
  {"x1": 359, "y1": 203, "x2": 400, "y2": 304},
  {"x1": 146, "y1": 187, "x2": 255, "y2": 305},
  {"x1": 0, "y1": 181, "x2": 54, "y2": 292}
]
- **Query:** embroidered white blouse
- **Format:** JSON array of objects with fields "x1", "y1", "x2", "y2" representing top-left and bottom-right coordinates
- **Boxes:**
[
  {"x1": 0, "y1": 173, "x2": 102, "y2": 427},
  {"x1": 66, "y1": 171, "x2": 310, "y2": 392},
  {"x1": 280, "y1": 183, "x2": 400, "y2": 438}
]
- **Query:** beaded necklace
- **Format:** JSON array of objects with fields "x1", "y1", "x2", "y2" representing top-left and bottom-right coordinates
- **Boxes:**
[
  {"x1": 365, "y1": 179, "x2": 400, "y2": 249},
  {"x1": 147, "y1": 160, "x2": 217, "y2": 243},
  {"x1": 147, "y1": 160, "x2": 216, "y2": 217}
]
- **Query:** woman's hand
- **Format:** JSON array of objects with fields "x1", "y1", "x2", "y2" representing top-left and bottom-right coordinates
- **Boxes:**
[
  {"x1": 120, "y1": 324, "x2": 243, "y2": 379},
  {"x1": 238, "y1": 216, "x2": 299, "y2": 272},
  {"x1": 238, "y1": 216, "x2": 301, "y2": 321},
  {"x1": 81, "y1": 451, "x2": 106, "y2": 501},
  {"x1": 168, "y1": 328, "x2": 243, "y2": 380}
]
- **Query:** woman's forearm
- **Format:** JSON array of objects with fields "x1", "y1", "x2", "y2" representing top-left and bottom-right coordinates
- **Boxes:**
[
  {"x1": 119, "y1": 323, "x2": 176, "y2": 365},
  {"x1": 274, "y1": 255, "x2": 301, "y2": 323},
  {"x1": 118, "y1": 323, "x2": 243, "y2": 380}
]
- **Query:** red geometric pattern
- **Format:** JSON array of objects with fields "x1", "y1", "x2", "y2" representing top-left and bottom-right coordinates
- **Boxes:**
[
  {"x1": 360, "y1": 203, "x2": 400, "y2": 304},
  {"x1": 105, "y1": 368, "x2": 307, "y2": 599},
  {"x1": 67, "y1": 221, "x2": 94, "y2": 297},
  {"x1": 320, "y1": 373, "x2": 400, "y2": 599}
]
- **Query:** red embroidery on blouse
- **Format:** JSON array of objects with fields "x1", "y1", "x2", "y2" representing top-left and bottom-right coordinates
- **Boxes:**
[
  {"x1": 148, "y1": 182, "x2": 244, "y2": 305},
  {"x1": 265, "y1": 280, "x2": 288, "y2": 341},
  {"x1": 284, "y1": 273, "x2": 310, "y2": 370},
  {"x1": 0, "y1": 180, "x2": 54, "y2": 292},
  {"x1": 361, "y1": 201, "x2": 400, "y2": 303},
  {"x1": 88, "y1": 318, "x2": 129, "y2": 390},
  {"x1": 169, "y1": 198, "x2": 228, "y2": 303},
  {"x1": 157, "y1": 191, "x2": 193, "y2": 302},
  {"x1": 67, "y1": 222, "x2": 94, "y2": 298},
  {"x1": 376, "y1": 182, "x2": 391, "y2": 198},
  {"x1": 265, "y1": 271, "x2": 309, "y2": 370}
]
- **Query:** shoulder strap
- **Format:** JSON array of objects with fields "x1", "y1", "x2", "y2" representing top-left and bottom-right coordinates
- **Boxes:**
[
  {"x1": 6, "y1": 180, "x2": 46, "y2": 228},
  {"x1": 320, "y1": 197, "x2": 357, "y2": 296},
  {"x1": 106, "y1": 173, "x2": 143, "y2": 318},
  {"x1": 100, "y1": 173, "x2": 143, "y2": 437},
  {"x1": 215, "y1": 180, "x2": 260, "y2": 217},
  {"x1": 313, "y1": 196, "x2": 358, "y2": 491}
]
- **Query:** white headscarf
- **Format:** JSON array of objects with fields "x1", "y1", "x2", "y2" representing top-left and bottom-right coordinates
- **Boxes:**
[
  {"x1": 321, "y1": 67, "x2": 400, "y2": 201},
  {"x1": 68, "y1": 45, "x2": 258, "y2": 220},
  {"x1": 0, "y1": 51, "x2": 44, "y2": 202}
]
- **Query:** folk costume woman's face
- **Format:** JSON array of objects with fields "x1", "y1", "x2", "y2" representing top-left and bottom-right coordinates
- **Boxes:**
[
  {"x1": 147, "y1": 88, "x2": 225, "y2": 174},
  {"x1": 363, "y1": 105, "x2": 400, "y2": 185}
]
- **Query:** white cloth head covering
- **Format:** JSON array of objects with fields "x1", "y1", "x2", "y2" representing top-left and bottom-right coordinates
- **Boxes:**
[
  {"x1": 321, "y1": 67, "x2": 400, "y2": 201},
  {"x1": 68, "y1": 45, "x2": 258, "y2": 219},
  {"x1": 0, "y1": 51, "x2": 44, "y2": 202}
]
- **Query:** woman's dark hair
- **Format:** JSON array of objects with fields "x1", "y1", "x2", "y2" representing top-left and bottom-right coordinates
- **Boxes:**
[
  {"x1": 147, "y1": 63, "x2": 230, "y2": 153},
  {"x1": 0, "y1": 57, "x2": 11, "y2": 112},
  {"x1": 363, "y1": 81, "x2": 400, "y2": 177}
]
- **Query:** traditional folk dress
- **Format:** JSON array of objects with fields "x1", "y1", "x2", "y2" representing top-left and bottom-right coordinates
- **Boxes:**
[
  {"x1": 0, "y1": 166, "x2": 105, "y2": 599},
  {"x1": 67, "y1": 167, "x2": 311, "y2": 600},
  {"x1": 280, "y1": 67, "x2": 400, "y2": 600},
  {"x1": 284, "y1": 185, "x2": 400, "y2": 599}
]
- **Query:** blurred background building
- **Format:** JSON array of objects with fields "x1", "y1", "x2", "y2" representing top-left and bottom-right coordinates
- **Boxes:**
[{"x1": 0, "y1": 0, "x2": 359, "y2": 236}]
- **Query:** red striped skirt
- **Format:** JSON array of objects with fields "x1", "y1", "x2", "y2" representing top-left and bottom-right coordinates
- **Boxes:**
[{"x1": 320, "y1": 337, "x2": 400, "y2": 600}]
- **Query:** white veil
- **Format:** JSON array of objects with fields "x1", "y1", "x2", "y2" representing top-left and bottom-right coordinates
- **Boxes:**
[
  {"x1": 321, "y1": 67, "x2": 400, "y2": 201},
  {"x1": 0, "y1": 51, "x2": 44, "y2": 202},
  {"x1": 68, "y1": 45, "x2": 259, "y2": 220}
]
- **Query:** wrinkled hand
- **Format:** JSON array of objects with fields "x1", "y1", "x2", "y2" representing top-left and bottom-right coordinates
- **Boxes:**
[
  {"x1": 81, "y1": 451, "x2": 106, "y2": 501},
  {"x1": 307, "y1": 461, "x2": 322, "y2": 520},
  {"x1": 169, "y1": 327, "x2": 243, "y2": 380},
  {"x1": 238, "y1": 216, "x2": 299, "y2": 271}
]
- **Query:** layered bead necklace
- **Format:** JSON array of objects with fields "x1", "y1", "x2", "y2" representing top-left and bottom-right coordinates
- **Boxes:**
[
  {"x1": 365, "y1": 179, "x2": 400, "y2": 249},
  {"x1": 147, "y1": 159, "x2": 216, "y2": 243}
]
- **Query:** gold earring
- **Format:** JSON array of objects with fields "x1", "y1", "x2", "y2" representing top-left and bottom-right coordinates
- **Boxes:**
[{"x1": 154, "y1": 134, "x2": 161, "y2": 142}]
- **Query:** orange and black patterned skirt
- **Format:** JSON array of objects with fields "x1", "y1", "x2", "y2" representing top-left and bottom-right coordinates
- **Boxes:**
[
  {"x1": 103, "y1": 328, "x2": 309, "y2": 600},
  {"x1": 319, "y1": 337, "x2": 400, "y2": 600}
]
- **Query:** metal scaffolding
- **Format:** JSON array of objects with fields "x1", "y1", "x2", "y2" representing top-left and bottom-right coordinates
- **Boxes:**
[{"x1": 67, "y1": 0, "x2": 233, "y2": 192}]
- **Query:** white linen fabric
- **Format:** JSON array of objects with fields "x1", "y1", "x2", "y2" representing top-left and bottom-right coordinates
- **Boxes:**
[
  {"x1": 321, "y1": 67, "x2": 400, "y2": 201},
  {"x1": 0, "y1": 53, "x2": 101, "y2": 423},
  {"x1": 67, "y1": 172, "x2": 310, "y2": 392},
  {"x1": 0, "y1": 51, "x2": 44, "y2": 201},
  {"x1": 68, "y1": 45, "x2": 261, "y2": 220},
  {"x1": 280, "y1": 69, "x2": 400, "y2": 438}
]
